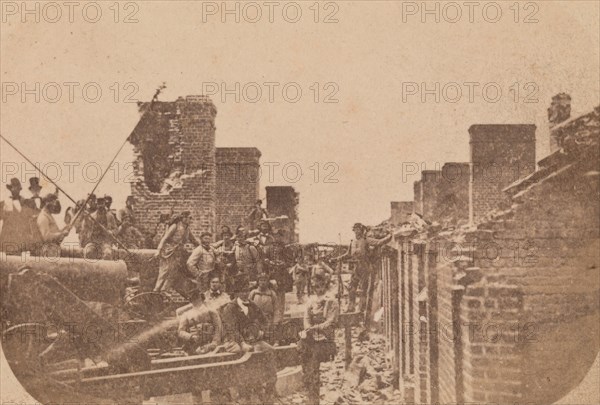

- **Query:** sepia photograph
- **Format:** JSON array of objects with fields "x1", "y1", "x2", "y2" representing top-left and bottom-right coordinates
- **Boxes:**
[{"x1": 0, "y1": 1, "x2": 599, "y2": 404}]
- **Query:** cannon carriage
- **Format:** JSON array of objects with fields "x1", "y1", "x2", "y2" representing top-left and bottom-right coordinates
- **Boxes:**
[{"x1": 0, "y1": 250, "x2": 360, "y2": 404}]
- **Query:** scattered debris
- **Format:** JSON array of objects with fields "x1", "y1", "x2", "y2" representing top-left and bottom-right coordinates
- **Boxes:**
[{"x1": 280, "y1": 329, "x2": 403, "y2": 405}]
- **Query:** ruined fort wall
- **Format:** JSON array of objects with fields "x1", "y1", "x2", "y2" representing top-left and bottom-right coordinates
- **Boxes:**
[
  {"x1": 215, "y1": 147, "x2": 261, "y2": 232},
  {"x1": 388, "y1": 106, "x2": 599, "y2": 405},
  {"x1": 129, "y1": 96, "x2": 217, "y2": 241}
]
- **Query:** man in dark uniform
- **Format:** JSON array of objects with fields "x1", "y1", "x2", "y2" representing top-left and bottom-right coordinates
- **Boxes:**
[
  {"x1": 0, "y1": 178, "x2": 29, "y2": 253},
  {"x1": 220, "y1": 286, "x2": 277, "y2": 402},
  {"x1": 23, "y1": 177, "x2": 43, "y2": 212}
]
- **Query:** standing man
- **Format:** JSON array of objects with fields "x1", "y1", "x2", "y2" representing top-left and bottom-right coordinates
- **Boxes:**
[
  {"x1": 336, "y1": 223, "x2": 391, "y2": 316},
  {"x1": 247, "y1": 199, "x2": 268, "y2": 231},
  {"x1": 153, "y1": 211, "x2": 199, "y2": 298},
  {"x1": 103, "y1": 196, "x2": 119, "y2": 244},
  {"x1": 232, "y1": 226, "x2": 261, "y2": 291},
  {"x1": 36, "y1": 193, "x2": 70, "y2": 256},
  {"x1": 81, "y1": 197, "x2": 115, "y2": 260},
  {"x1": 290, "y1": 258, "x2": 309, "y2": 304},
  {"x1": 265, "y1": 229, "x2": 293, "y2": 322},
  {"x1": 187, "y1": 232, "x2": 217, "y2": 291},
  {"x1": 0, "y1": 178, "x2": 29, "y2": 253},
  {"x1": 117, "y1": 196, "x2": 145, "y2": 248},
  {"x1": 23, "y1": 177, "x2": 43, "y2": 212}
]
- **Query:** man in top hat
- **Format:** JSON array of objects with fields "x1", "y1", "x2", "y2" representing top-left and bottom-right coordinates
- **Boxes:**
[
  {"x1": 23, "y1": 177, "x2": 48, "y2": 248},
  {"x1": 0, "y1": 178, "x2": 30, "y2": 253},
  {"x1": 24, "y1": 177, "x2": 43, "y2": 212}
]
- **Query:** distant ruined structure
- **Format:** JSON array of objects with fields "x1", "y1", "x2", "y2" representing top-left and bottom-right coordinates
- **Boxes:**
[
  {"x1": 378, "y1": 95, "x2": 599, "y2": 404},
  {"x1": 127, "y1": 95, "x2": 298, "y2": 243}
]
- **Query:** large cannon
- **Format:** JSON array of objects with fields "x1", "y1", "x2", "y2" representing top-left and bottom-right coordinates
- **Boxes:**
[
  {"x1": 1, "y1": 247, "x2": 363, "y2": 404},
  {"x1": 1, "y1": 252, "x2": 129, "y2": 305}
]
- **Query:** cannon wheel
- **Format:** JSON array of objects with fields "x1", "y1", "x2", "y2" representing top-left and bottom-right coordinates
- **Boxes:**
[
  {"x1": 2, "y1": 323, "x2": 56, "y2": 372},
  {"x1": 125, "y1": 292, "x2": 171, "y2": 320}
]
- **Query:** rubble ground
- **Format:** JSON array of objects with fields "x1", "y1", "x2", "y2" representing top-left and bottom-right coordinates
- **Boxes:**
[{"x1": 280, "y1": 328, "x2": 403, "y2": 405}]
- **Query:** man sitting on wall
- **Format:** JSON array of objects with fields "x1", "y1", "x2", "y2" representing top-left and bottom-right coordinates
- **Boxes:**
[{"x1": 117, "y1": 196, "x2": 145, "y2": 248}]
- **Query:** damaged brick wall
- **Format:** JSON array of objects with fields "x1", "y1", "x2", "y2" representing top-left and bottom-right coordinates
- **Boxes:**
[
  {"x1": 128, "y1": 96, "x2": 216, "y2": 241},
  {"x1": 411, "y1": 163, "x2": 470, "y2": 226},
  {"x1": 385, "y1": 104, "x2": 599, "y2": 405},
  {"x1": 215, "y1": 147, "x2": 261, "y2": 232}
]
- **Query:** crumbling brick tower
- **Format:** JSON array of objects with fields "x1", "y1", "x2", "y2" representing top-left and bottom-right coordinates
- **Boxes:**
[
  {"x1": 215, "y1": 147, "x2": 261, "y2": 232},
  {"x1": 469, "y1": 125, "x2": 536, "y2": 223},
  {"x1": 128, "y1": 95, "x2": 217, "y2": 242}
]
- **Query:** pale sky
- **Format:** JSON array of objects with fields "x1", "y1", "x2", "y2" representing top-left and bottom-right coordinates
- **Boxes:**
[{"x1": 1, "y1": 1, "x2": 599, "y2": 243}]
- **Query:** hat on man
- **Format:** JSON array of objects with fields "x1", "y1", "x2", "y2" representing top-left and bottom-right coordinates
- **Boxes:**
[
  {"x1": 6, "y1": 178, "x2": 22, "y2": 191},
  {"x1": 28, "y1": 177, "x2": 42, "y2": 191},
  {"x1": 42, "y1": 193, "x2": 58, "y2": 205},
  {"x1": 352, "y1": 222, "x2": 365, "y2": 231}
]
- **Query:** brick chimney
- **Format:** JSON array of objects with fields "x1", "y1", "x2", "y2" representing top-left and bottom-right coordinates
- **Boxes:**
[
  {"x1": 547, "y1": 93, "x2": 572, "y2": 152},
  {"x1": 391, "y1": 201, "x2": 414, "y2": 225},
  {"x1": 469, "y1": 124, "x2": 536, "y2": 224},
  {"x1": 413, "y1": 180, "x2": 423, "y2": 216},
  {"x1": 421, "y1": 170, "x2": 442, "y2": 222}
]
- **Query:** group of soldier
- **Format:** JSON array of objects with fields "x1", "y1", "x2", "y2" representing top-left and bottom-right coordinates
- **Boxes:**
[
  {"x1": 2, "y1": 176, "x2": 392, "y2": 404},
  {"x1": 0, "y1": 176, "x2": 145, "y2": 258},
  {"x1": 152, "y1": 210, "x2": 302, "y2": 325}
]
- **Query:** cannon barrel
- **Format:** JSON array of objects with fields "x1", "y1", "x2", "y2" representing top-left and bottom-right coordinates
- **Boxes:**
[
  {"x1": 0, "y1": 253, "x2": 128, "y2": 304},
  {"x1": 59, "y1": 247, "x2": 159, "y2": 290}
]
